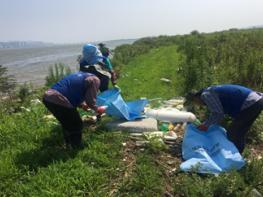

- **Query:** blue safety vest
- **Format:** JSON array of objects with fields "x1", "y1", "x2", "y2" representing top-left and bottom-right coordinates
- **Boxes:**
[
  {"x1": 210, "y1": 84, "x2": 252, "y2": 117},
  {"x1": 52, "y1": 72, "x2": 94, "y2": 107}
]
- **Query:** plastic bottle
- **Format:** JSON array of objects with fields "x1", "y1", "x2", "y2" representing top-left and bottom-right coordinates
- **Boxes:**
[
  {"x1": 159, "y1": 122, "x2": 169, "y2": 132},
  {"x1": 168, "y1": 123, "x2": 175, "y2": 131}
]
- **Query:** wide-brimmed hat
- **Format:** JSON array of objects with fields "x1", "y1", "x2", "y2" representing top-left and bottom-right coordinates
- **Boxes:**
[{"x1": 82, "y1": 43, "x2": 104, "y2": 65}]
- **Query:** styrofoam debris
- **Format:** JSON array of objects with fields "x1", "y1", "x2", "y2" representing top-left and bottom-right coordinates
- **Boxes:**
[
  {"x1": 136, "y1": 141, "x2": 149, "y2": 147},
  {"x1": 160, "y1": 78, "x2": 171, "y2": 83},
  {"x1": 164, "y1": 135, "x2": 178, "y2": 141},
  {"x1": 143, "y1": 131, "x2": 164, "y2": 139}
]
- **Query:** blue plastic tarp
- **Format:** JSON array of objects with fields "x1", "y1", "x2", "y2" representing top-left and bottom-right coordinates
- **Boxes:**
[
  {"x1": 96, "y1": 88, "x2": 148, "y2": 120},
  {"x1": 180, "y1": 124, "x2": 245, "y2": 174}
]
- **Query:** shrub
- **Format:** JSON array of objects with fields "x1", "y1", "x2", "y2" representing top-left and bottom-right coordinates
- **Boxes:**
[
  {"x1": 17, "y1": 83, "x2": 33, "y2": 103},
  {"x1": 0, "y1": 65, "x2": 16, "y2": 94},
  {"x1": 45, "y1": 63, "x2": 71, "y2": 86}
]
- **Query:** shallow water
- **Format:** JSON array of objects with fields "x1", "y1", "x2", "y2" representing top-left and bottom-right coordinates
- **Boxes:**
[
  {"x1": 0, "y1": 44, "x2": 82, "y2": 86},
  {"x1": 0, "y1": 39, "x2": 136, "y2": 86}
]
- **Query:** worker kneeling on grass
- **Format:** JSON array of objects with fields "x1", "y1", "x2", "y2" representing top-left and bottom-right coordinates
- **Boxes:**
[
  {"x1": 42, "y1": 71, "x2": 106, "y2": 149},
  {"x1": 185, "y1": 84, "x2": 263, "y2": 153}
]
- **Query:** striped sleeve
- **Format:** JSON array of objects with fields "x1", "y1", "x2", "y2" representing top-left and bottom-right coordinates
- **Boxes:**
[{"x1": 201, "y1": 90, "x2": 224, "y2": 127}]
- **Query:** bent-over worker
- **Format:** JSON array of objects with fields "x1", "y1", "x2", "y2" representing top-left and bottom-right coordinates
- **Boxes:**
[
  {"x1": 186, "y1": 84, "x2": 263, "y2": 153},
  {"x1": 43, "y1": 71, "x2": 106, "y2": 148}
]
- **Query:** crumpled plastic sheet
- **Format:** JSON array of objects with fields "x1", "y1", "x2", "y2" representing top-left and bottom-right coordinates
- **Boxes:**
[{"x1": 96, "y1": 88, "x2": 148, "y2": 120}]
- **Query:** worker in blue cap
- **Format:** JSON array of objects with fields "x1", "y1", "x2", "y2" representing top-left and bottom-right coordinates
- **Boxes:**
[
  {"x1": 79, "y1": 43, "x2": 117, "y2": 92},
  {"x1": 186, "y1": 84, "x2": 263, "y2": 153}
]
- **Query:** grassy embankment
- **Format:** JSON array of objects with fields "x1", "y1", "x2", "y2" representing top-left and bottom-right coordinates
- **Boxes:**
[
  {"x1": 1, "y1": 29, "x2": 263, "y2": 196},
  {"x1": 0, "y1": 45, "x2": 184, "y2": 196},
  {"x1": 117, "y1": 45, "x2": 183, "y2": 100}
]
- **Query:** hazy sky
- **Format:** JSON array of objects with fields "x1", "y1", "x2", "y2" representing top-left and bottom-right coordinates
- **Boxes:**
[{"x1": 1, "y1": 0, "x2": 263, "y2": 43}]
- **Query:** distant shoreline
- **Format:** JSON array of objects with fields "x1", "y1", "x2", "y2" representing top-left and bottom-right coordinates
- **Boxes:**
[{"x1": 0, "y1": 39, "x2": 136, "y2": 87}]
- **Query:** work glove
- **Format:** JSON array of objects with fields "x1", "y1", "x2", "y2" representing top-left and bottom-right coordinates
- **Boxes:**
[
  {"x1": 96, "y1": 106, "x2": 107, "y2": 122},
  {"x1": 197, "y1": 124, "x2": 208, "y2": 131},
  {"x1": 96, "y1": 106, "x2": 107, "y2": 114}
]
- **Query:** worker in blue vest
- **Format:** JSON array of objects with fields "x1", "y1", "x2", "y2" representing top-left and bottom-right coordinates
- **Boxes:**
[
  {"x1": 79, "y1": 43, "x2": 117, "y2": 92},
  {"x1": 186, "y1": 84, "x2": 263, "y2": 153},
  {"x1": 43, "y1": 72, "x2": 106, "y2": 149}
]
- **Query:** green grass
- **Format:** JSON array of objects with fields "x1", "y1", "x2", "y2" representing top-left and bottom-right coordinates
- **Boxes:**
[
  {"x1": 1, "y1": 45, "x2": 263, "y2": 196},
  {"x1": 1, "y1": 98, "x2": 262, "y2": 196},
  {"x1": 117, "y1": 45, "x2": 184, "y2": 100},
  {"x1": 0, "y1": 103, "x2": 126, "y2": 196},
  {"x1": 117, "y1": 153, "x2": 165, "y2": 196}
]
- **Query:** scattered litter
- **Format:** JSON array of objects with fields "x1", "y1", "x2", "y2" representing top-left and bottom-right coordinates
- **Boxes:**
[
  {"x1": 82, "y1": 115, "x2": 97, "y2": 122},
  {"x1": 143, "y1": 131, "x2": 164, "y2": 140},
  {"x1": 166, "y1": 130, "x2": 177, "y2": 138},
  {"x1": 106, "y1": 118, "x2": 158, "y2": 133},
  {"x1": 130, "y1": 136, "x2": 144, "y2": 141},
  {"x1": 130, "y1": 133, "x2": 143, "y2": 137},
  {"x1": 43, "y1": 114, "x2": 56, "y2": 120},
  {"x1": 164, "y1": 191, "x2": 174, "y2": 197},
  {"x1": 122, "y1": 142, "x2": 127, "y2": 147},
  {"x1": 160, "y1": 78, "x2": 171, "y2": 83},
  {"x1": 168, "y1": 123, "x2": 175, "y2": 131},
  {"x1": 163, "y1": 98, "x2": 184, "y2": 107},
  {"x1": 167, "y1": 160, "x2": 176, "y2": 165},
  {"x1": 164, "y1": 135, "x2": 178, "y2": 141},
  {"x1": 169, "y1": 168, "x2": 177, "y2": 174},
  {"x1": 135, "y1": 141, "x2": 149, "y2": 147},
  {"x1": 160, "y1": 122, "x2": 169, "y2": 132},
  {"x1": 20, "y1": 106, "x2": 31, "y2": 112},
  {"x1": 148, "y1": 98, "x2": 162, "y2": 101},
  {"x1": 176, "y1": 105, "x2": 184, "y2": 110},
  {"x1": 164, "y1": 141, "x2": 177, "y2": 145},
  {"x1": 30, "y1": 99, "x2": 41, "y2": 105}
]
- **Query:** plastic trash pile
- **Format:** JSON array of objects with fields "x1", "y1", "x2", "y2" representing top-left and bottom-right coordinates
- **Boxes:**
[
  {"x1": 128, "y1": 123, "x2": 186, "y2": 149},
  {"x1": 130, "y1": 97, "x2": 195, "y2": 147},
  {"x1": 146, "y1": 97, "x2": 196, "y2": 140}
]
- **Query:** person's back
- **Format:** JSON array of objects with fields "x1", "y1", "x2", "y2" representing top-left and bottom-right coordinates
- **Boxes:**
[
  {"x1": 52, "y1": 72, "x2": 93, "y2": 107},
  {"x1": 43, "y1": 71, "x2": 103, "y2": 148},
  {"x1": 209, "y1": 84, "x2": 252, "y2": 117},
  {"x1": 186, "y1": 84, "x2": 263, "y2": 153}
]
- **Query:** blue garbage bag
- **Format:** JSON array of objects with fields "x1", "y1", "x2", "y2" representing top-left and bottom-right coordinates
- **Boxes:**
[
  {"x1": 180, "y1": 124, "x2": 245, "y2": 174},
  {"x1": 96, "y1": 88, "x2": 148, "y2": 120}
]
